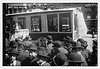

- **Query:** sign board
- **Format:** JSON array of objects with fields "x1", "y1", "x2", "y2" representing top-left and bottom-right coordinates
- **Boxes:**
[
  {"x1": 15, "y1": 29, "x2": 29, "y2": 39},
  {"x1": 10, "y1": 29, "x2": 29, "y2": 41}
]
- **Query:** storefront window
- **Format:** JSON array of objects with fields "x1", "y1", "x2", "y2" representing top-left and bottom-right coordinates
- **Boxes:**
[
  {"x1": 47, "y1": 14, "x2": 58, "y2": 32},
  {"x1": 59, "y1": 13, "x2": 71, "y2": 32},
  {"x1": 31, "y1": 16, "x2": 41, "y2": 32}
]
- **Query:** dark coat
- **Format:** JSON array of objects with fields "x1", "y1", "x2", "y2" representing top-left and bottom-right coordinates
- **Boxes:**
[
  {"x1": 81, "y1": 49, "x2": 91, "y2": 65},
  {"x1": 21, "y1": 57, "x2": 31, "y2": 66},
  {"x1": 50, "y1": 48, "x2": 59, "y2": 58},
  {"x1": 21, "y1": 57, "x2": 39, "y2": 66},
  {"x1": 89, "y1": 52, "x2": 97, "y2": 66}
]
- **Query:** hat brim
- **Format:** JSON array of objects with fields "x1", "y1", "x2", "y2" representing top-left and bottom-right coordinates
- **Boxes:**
[
  {"x1": 52, "y1": 44, "x2": 61, "y2": 48},
  {"x1": 72, "y1": 46, "x2": 84, "y2": 49},
  {"x1": 8, "y1": 53, "x2": 19, "y2": 56},
  {"x1": 52, "y1": 45, "x2": 60, "y2": 48},
  {"x1": 69, "y1": 61, "x2": 84, "y2": 63},
  {"x1": 29, "y1": 48, "x2": 37, "y2": 51},
  {"x1": 38, "y1": 54, "x2": 49, "y2": 58}
]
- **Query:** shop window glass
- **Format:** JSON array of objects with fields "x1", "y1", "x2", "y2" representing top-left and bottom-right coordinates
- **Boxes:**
[
  {"x1": 31, "y1": 16, "x2": 41, "y2": 32},
  {"x1": 47, "y1": 14, "x2": 58, "y2": 32},
  {"x1": 59, "y1": 13, "x2": 71, "y2": 32}
]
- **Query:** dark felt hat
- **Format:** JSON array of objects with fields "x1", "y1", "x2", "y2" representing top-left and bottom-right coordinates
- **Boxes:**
[
  {"x1": 25, "y1": 35, "x2": 31, "y2": 40},
  {"x1": 52, "y1": 41, "x2": 62, "y2": 48},
  {"x1": 63, "y1": 36, "x2": 75, "y2": 43},
  {"x1": 77, "y1": 38, "x2": 88, "y2": 48},
  {"x1": 46, "y1": 35, "x2": 53, "y2": 40},
  {"x1": 10, "y1": 41, "x2": 18, "y2": 48},
  {"x1": 15, "y1": 38, "x2": 20, "y2": 42},
  {"x1": 29, "y1": 43, "x2": 37, "y2": 51},
  {"x1": 8, "y1": 49, "x2": 19, "y2": 56},
  {"x1": 72, "y1": 42, "x2": 84, "y2": 49},
  {"x1": 18, "y1": 41, "x2": 23, "y2": 46},
  {"x1": 38, "y1": 47, "x2": 49, "y2": 58},
  {"x1": 53, "y1": 53, "x2": 68, "y2": 66}
]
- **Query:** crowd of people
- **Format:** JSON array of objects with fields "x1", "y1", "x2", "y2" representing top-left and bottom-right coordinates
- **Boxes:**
[{"x1": 4, "y1": 35, "x2": 97, "y2": 66}]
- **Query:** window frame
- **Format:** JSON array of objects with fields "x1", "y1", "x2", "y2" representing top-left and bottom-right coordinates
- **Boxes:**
[
  {"x1": 59, "y1": 12, "x2": 72, "y2": 32},
  {"x1": 31, "y1": 15, "x2": 41, "y2": 32},
  {"x1": 46, "y1": 12, "x2": 72, "y2": 33},
  {"x1": 47, "y1": 13, "x2": 58, "y2": 32}
]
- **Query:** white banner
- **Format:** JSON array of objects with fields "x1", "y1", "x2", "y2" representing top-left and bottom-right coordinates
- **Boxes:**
[{"x1": 10, "y1": 29, "x2": 29, "y2": 41}]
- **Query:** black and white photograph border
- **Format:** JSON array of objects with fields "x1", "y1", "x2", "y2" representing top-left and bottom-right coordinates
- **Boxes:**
[{"x1": 0, "y1": 0, "x2": 100, "y2": 69}]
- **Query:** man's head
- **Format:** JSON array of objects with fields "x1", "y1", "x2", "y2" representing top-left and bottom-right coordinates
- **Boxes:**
[
  {"x1": 72, "y1": 42, "x2": 84, "y2": 52},
  {"x1": 53, "y1": 53, "x2": 69, "y2": 66},
  {"x1": 77, "y1": 38, "x2": 88, "y2": 49},
  {"x1": 28, "y1": 43, "x2": 38, "y2": 58},
  {"x1": 52, "y1": 41, "x2": 62, "y2": 48}
]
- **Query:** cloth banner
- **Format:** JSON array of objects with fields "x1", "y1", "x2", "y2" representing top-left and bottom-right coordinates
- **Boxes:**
[{"x1": 10, "y1": 29, "x2": 29, "y2": 41}]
